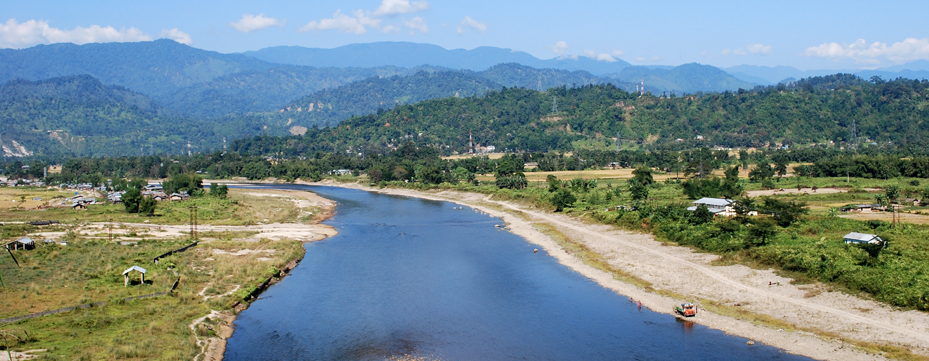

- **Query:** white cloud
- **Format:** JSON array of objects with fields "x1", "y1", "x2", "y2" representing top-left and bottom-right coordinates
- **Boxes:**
[
  {"x1": 457, "y1": 16, "x2": 487, "y2": 34},
  {"x1": 805, "y1": 38, "x2": 929, "y2": 64},
  {"x1": 381, "y1": 25, "x2": 400, "y2": 33},
  {"x1": 746, "y1": 43, "x2": 773, "y2": 54},
  {"x1": 582, "y1": 49, "x2": 618, "y2": 62},
  {"x1": 300, "y1": 10, "x2": 381, "y2": 34},
  {"x1": 612, "y1": 50, "x2": 625, "y2": 57},
  {"x1": 403, "y1": 17, "x2": 428, "y2": 33},
  {"x1": 721, "y1": 43, "x2": 772, "y2": 56},
  {"x1": 0, "y1": 18, "x2": 154, "y2": 48},
  {"x1": 596, "y1": 53, "x2": 617, "y2": 62},
  {"x1": 160, "y1": 28, "x2": 192, "y2": 45},
  {"x1": 548, "y1": 41, "x2": 569, "y2": 54},
  {"x1": 374, "y1": 0, "x2": 429, "y2": 16},
  {"x1": 229, "y1": 14, "x2": 284, "y2": 33}
]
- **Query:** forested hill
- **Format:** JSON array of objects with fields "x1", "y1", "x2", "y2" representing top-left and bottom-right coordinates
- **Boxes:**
[
  {"x1": 0, "y1": 40, "x2": 411, "y2": 118},
  {"x1": 272, "y1": 63, "x2": 634, "y2": 130},
  {"x1": 232, "y1": 75, "x2": 929, "y2": 157},
  {"x1": 0, "y1": 75, "x2": 267, "y2": 158}
]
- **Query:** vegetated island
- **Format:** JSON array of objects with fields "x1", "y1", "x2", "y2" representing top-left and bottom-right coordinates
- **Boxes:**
[{"x1": 0, "y1": 182, "x2": 336, "y2": 360}]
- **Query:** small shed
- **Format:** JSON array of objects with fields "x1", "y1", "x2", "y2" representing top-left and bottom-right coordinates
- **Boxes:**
[
  {"x1": 844, "y1": 232, "x2": 885, "y2": 246},
  {"x1": 123, "y1": 265, "x2": 147, "y2": 287},
  {"x1": 6, "y1": 237, "x2": 35, "y2": 250}
]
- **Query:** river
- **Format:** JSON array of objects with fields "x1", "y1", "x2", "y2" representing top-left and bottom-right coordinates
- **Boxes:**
[{"x1": 224, "y1": 185, "x2": 809, "y2": 360}]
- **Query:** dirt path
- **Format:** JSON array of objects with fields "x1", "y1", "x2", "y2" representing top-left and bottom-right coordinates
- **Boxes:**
[{"x1": 317, "y1": 181, "x2": 929, "y2": 361}]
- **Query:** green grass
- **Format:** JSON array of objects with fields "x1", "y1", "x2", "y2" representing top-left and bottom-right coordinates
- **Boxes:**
[{"x1": 0, "y1": 188, "x2": 313, "y2": 359}]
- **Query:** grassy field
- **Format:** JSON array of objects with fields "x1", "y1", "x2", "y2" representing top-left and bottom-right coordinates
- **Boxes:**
[{"x1": 0, "y1": 187, "x2": 312, "y2": 360}]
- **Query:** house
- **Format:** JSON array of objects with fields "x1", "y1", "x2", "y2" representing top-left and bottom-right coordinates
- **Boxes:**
[
  {"x1": 687, "y1": 198, "x2": 737, "y2": 217},
  {"x1": 330, "y1": 169, "x2": 352, "y2": 176},
  {"x1": 122, "y1": 265, "x2": 147, "y2": 287},
  {"x1": 5, "y1": 237, "x2": 35, "y2": 250},
  {"x1": 169, "y1": 192, "x2": 190, "y2": 201},
  {"x1": 841, "y1": 204, "x2": 881, "y2": 213},
  {"x1": 144, "y1": 184, "x2": 163, "y2": 191},
  {"x1": 904, "y1": 198, "x2": 921, "y2": 206},
  {"x1": 844, "y1": 232, "x2": 885, "y2": 246}
]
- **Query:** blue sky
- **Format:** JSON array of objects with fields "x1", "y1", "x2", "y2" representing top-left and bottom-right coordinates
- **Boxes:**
[{"x1": 3, "y1": 0, "x2": 928, "y2": 70}]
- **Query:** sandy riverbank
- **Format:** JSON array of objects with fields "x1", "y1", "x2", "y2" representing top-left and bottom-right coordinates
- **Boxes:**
[{"x1": 310, "y1": 180, "x2": 928, "y2": 361}]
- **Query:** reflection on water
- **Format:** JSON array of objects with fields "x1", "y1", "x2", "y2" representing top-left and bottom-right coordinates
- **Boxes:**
[{"x1": 224, "y1": 186, "x2": 809, "y2": 361}]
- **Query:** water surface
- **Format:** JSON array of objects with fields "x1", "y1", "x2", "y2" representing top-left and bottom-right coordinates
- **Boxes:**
[{"x1": 225, "y1": 185, "x2": 808, "y2": 361}]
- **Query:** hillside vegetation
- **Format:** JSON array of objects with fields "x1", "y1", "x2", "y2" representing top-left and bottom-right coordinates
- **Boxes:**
[{"x1": 233, "y1": 75, "x2": 929, "y2": 157}]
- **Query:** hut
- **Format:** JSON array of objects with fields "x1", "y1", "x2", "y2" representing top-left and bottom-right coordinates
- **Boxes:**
[
  {"x1": 5, "y1": 237, "x2": 35, "y2": 250},
  {"x1": 123, "y1": 265, "x2": 147, "y2": 287}
]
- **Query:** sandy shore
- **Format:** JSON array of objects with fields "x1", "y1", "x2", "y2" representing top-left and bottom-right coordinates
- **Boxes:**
[{"x1": 312, "y1": 181, "x2": 929, "y2": 361}]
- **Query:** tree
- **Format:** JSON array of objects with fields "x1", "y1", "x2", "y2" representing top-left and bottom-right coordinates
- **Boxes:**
[
  {"x1": 746, "y1": 218, "x2": 777, "y2": 247},
  {"x1": 632, "y1": 166, "x2": 654, "y2": 186},
  {"x1": 211, "y1": 184, "x2": 229, "y2": 198},
  {"x1": 690, "y1": 204, "x2": 715, "y2": 225},
  {"x1": 759, "y1": 197, "x2": 808, "y2": 227},
  {"x1": 123, "y1": 187, "x2": 141, "y2": 213},
  {"x1": 139, "y1": 196, "x2": 157, "y2": 216},
  {"x1": 629, "y1": 179, "x2": 649, "y2": 202},
  {"x1": 551, "y1": 188, "x2": 577, "y2": 212}
]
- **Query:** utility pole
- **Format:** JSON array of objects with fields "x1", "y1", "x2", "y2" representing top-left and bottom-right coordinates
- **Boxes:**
[{"x1": 189, "y1": 206, "x2": 198, "y2": 240}]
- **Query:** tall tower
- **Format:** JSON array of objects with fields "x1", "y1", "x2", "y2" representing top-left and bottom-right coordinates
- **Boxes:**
[
  {"x1": 223, "y1": 137, "x2": 227, "y2": 154},
  {"x1": 469, "y1": 131, "x2": 474, "y2": 155},
  {"x1": 640, "y1": 79, "x2": 645, "y2": 95},
  {"x1": 551, "y1": 96, "x2": 557, "y2": 114},
  {"x1": 187, "y1": 141, "x2": 191, "y2": 157}
]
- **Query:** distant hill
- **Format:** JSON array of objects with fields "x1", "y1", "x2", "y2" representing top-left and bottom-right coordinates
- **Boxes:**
[
  {"x1": 0, "y1": 75, "x2": 268, "y2": 157},
  {"x1": 0, "y1": 40, "x2": 410, "y2": 118},
  {"x1": 243, "y1": 41, "x2": 633, "y2": 75},
  {"x1": 273, "y1": 63, "x2": 639, "y2": 131},
  {"x1": 162, "y1": 65, "x2": 411, "y2": 118},
  {"x1": 609, "y1": 63, "x2": 757, "y2": 93},
  {"x1": 233, "y1": 74, "x2": 929, "y2": 156},
  {"x1": 725, "y1": 62, "x2": 929, "y2": 85}
]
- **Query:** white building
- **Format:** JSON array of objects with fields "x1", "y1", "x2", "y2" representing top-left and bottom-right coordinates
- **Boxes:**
[
  {"x1": 686, "y1": 197, "x2": 744, "y2": 217},
  {"x1": 843, "y1": 232, "x2": 885, "y2": 246}
]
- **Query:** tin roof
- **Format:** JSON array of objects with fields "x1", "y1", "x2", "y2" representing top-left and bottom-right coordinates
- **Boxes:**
[
  {"x1": 692, "y1": 198, "x2": 734, "y2": 207},
  {"x1": 122, "y1": 265, "x2": 147, "y2": 275}
]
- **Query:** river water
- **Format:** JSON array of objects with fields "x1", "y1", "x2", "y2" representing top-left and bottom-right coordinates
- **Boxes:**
[{"x1": 224, "y1": 185, "x2": 809, "y2": 360}]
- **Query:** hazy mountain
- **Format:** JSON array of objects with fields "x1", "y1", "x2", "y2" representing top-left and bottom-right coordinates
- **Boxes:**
[
  {"x1": 0, "y1": 40, "x2": 416, "y2": 118},
  {"x1": 479, "y1": 63, "x2": 632, "y2": 90},
  {"x1": 725, "y1": 61, "x2": 929, "y2": 85},
  {"x1": 274, "y1": 63, "x2": 642, "y2": 131},
  {"x1": 243, "y1": 41, "x2": 633, "y2": 75},
  {"x1": 0, "y1": 75, "x2": 271, "y2": 157},
  {"x1": 163, "y1": 65, "x2": 411, "y2": 118},
  {"x1": 609, "y1": 63, "x2": 757, "y2": 93},
  {"x1": 0, "y1": 39, "x2": 274, "y2": 97}
]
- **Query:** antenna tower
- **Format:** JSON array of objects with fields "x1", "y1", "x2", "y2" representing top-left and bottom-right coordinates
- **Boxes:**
[
  {"x1": 223, "y1": 137, "x2": 227, "y2": 154},
  {"x1": 551, "y1": 96, "x2": 557, "y2": 114},
  {"x1": 187, "y1": 141, "x2": 191, "y2": 157},
  {"x1": 640, "y1": 79, "x2": 645, "y2": 95},
  {"x1": 852, "y1": 119, "x2": 858, "y2": 151},
  {"x1": 469, "y1": 131, "x2": 474, "y2": 155}
]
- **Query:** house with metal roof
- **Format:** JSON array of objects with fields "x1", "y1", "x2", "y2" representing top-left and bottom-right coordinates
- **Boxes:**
[
  {"x1": 843, "y1": 232, "x2": 885, "y2": 246},
  {"x1": 687, "y1": 198, "x2": 736, "y2": 216}
]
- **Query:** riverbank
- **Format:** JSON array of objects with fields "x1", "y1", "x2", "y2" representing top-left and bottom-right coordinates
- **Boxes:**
[
  {"x1": 192, "y1": 188, "x2": 338, "y2": 361},
  {"x1": 312, "y1": 180, "x2": 928, "y2": 361}
]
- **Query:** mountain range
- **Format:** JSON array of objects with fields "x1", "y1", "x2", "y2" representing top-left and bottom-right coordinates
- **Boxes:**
[{"x1": 1, "y1": 40, "x2": 928, "y2": 158}]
